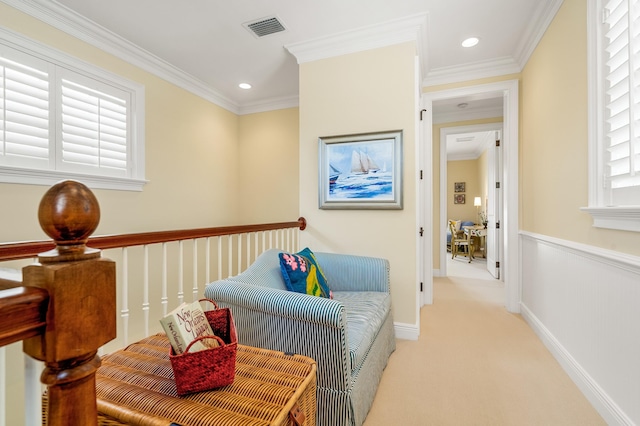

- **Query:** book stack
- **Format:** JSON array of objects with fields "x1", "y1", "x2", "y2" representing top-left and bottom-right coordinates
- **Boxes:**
[{"x1": 159, "y1": 300, "x2": 220, "y2": 354}]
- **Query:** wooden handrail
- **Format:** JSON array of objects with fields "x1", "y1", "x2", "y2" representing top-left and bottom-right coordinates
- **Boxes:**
[
  {"x1": 0, "y1": 285, "x2": 48, "y2": 347},
  {"x1": 0, "y1": 217, "x2": 307, "y2": 262}
]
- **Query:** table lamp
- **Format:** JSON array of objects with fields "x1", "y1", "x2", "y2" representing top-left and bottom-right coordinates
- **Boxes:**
[{"x1": 474, "y1": 196, "x2": 481, "y2": 223}]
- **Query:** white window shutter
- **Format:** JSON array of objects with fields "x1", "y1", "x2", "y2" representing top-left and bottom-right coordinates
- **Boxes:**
[
  {"x1": 0, "y1": 54, "x2": 50, "y2": 169},
  {"x1": 603, "y1": 0, "x2": 640, "y2": 204},
  {"x1": 59, "y1": 73, "x2": 129, "y2": 177}
]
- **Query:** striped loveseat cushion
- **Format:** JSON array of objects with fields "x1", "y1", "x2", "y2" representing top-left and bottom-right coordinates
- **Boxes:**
[{"x1": 333, "y1": 291, "x2": 391, "y2": 372}]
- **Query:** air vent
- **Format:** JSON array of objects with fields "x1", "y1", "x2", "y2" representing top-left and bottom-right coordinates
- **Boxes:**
[{"x1": 244, "y1": 16, "x2": 287, "y2": 38}]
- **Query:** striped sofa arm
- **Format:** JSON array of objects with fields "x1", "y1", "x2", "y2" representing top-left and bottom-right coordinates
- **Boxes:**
[
  {"x1": 204, "y1": 280, "x2": 352, "y2": 391},
  {"x1": 314, "y1": 252, "x2": 390, "y2": 293}
]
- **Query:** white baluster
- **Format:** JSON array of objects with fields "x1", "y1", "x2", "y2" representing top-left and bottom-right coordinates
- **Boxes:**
[
  {"x1": 121, "y1": 247, "x2": 129, "y2": 347},
  {"x1": 217, "y1": 237, "x2": 222, "y2": 280},
  {"x1": 254, "y1": 232, "x2": 259, "y2": 262},
  {"x1": 178, "y1": 241, "x2": 184, "y2": 304},
  {"x1": 192, "y1": 239, "x2": 198, "y2": 301},
  {"x1": 205, "y1": 237, "x2": 211, "y2": 284},
  {"x1": 246, "y1": 233, "x2": 251, "y2": 270},
  {"x1": 143, "y1": 245, "x2": 150, "y2": 336},
  {"x1": 24, "y1": 355, "x2": 40, "y2": 426},
  {"x1": 0, "y1": 347, "x2": 5, "y2": 426},
  {"x1": 162, "y1": 243, "x2": 168, "y2": 316},
  {"x1": 228, "y1": 235, "x2": 233, "y2": 277},
  {"x1": 237, "y1": 235, "x2": 242, "y2": 274}
]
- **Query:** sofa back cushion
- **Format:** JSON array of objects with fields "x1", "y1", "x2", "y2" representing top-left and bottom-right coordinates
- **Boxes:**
[{"x1": 228, "y1": 249, "x2": 287, "y2": 291}]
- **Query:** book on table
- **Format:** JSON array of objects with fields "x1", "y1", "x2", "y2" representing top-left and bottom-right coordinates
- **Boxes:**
[{"x1": 159, "y1": 300, "x2": 220, "y2": 354}]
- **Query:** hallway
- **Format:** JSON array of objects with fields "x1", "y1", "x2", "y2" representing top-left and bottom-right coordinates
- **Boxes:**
[{"x1": 364, "y1": 258, "x2": 605, "y2": 425}]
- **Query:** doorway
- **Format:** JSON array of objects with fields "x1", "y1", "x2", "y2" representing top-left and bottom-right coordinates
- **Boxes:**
[
  {"x1": 439, "y1": 123, "x2": 503, "y2": 279},
  {"x1": 422, "y1": 80, "x2": 520, "y2": 313}
]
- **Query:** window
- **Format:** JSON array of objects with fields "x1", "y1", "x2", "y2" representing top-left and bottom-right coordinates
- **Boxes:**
[
  {"x1": 585, "y1": 0, "x2": 640, "y2": 231},
  {"x1": 0, "y1": 28, "x2": 145, "y2": 191}
]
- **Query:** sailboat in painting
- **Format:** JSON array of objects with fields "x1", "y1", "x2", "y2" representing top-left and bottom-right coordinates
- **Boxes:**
[
  {"x1": 351, "y1": 150, "x2": 380, "y2": 174},
  {"x1": 329, "y1": 164, "x2": 341, "y2": 185}
]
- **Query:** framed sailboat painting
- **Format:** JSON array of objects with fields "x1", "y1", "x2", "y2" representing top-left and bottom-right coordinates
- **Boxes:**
[{"x1": 318, "y1": 130, "x2": 403, "y2": 209}]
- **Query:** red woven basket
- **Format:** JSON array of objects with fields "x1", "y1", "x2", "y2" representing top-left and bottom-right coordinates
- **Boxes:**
[{"x1": 168, "y1": 299, "x2": 238, "y2": 396}]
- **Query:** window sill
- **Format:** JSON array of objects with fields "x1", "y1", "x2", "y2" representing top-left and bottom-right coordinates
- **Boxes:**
[
  {"x1": 580, "y1": 206, "x2": 640, "y2": 232},
  {"x1": 0, "y1": 167, "x2": 147, "y2": 192}
]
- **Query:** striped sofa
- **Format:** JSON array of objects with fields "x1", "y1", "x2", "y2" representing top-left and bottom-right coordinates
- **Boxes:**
[{"x1": 204, "y1": 249, "x2": 396, "y2": 426}]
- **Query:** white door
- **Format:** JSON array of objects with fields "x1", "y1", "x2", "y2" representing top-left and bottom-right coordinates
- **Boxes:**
[{"x1": 486, "y1": 130, "x2": 502, "y2": 278}]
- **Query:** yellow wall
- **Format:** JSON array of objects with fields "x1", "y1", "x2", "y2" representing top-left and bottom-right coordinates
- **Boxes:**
[
  {"x1": 447, "y1": 160, "x2": 481, "y2": 223},
  {"x1": 0, "y1": 4, "x2": 243, "y2": 245},
  {"x1": 237, "y1": 108, "x2": 300, "y2": 223},
  {"x1": 298, "y1": 43, "x2": 418, "y2": 325},
  {"x1": 521, "y1": 0, "x2": 639, "y2": 255}
]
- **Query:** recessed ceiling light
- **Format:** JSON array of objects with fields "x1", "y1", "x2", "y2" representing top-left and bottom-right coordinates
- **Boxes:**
[
  {"x1": 461, "y1": 37, "x2": 479, "y2": 48},
  {"x1": 239, "y1": 83, "x2": 252, "y2": 89}
]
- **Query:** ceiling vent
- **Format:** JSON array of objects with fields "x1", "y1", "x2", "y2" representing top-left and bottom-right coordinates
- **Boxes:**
[{"x1": 244, "y1": 16, "x2": 287, "y2": 38}]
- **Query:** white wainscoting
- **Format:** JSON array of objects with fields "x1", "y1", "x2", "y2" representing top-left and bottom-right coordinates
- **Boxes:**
[{"x1": 520, "y1": 232, "x2": 640, "y2": 426}]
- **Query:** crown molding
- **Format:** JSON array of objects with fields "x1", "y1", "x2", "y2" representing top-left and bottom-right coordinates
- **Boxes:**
[
  {"x1": 433, "y1": 106, "x2": 503, "y2": 125},
  {"x1": 237, "y1": 95, "x2": 299, "y2": 115},
  {"x1": 2, "y1": 0, "x2": 241, "y2": 114},
  {"x1": 285, "y1": 12, "x2": 428, "y2": 67},
  {"x1": 422, "y1": 56, "x2": 521, "y2": 87},
  {"x1": 514, "y1": 0, "x2": 564, "y2": 68}
]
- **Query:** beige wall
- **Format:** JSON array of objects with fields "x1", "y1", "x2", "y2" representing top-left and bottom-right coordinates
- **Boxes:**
[
  {"x1": 447, "y1": 160, "x2": 481, "y2": 223},
  {"x1": 521, "y1": 0, "x2": 639, "y2": 256},
  {"x1": 237, "y1": 108, "x2": 300, "y2": 223},
  {"x1": 0, "y1": 4, "x2": 245, "y2": 244},
  {"x1": 298, "y1": 43, "x2": 418, "y2": 325}
]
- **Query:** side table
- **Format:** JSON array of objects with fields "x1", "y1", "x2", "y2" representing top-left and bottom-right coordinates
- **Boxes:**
[{"x1": 44, "y1": 333, "x2": 317, "y2": 426}]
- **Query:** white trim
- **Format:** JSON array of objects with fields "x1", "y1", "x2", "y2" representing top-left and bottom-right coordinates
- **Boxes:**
[
  {"x1": 514, "y1": 0, "x2": 565, "y2": 69},
  {"x1": 580, "y1": 206, "x2": 640, "y2": 232},
  {"x1": 422, "y1": 0, "x2": 563, "y2": 87},
  {"x1": 521, "y1": 305, "x2": 634, "y2": 426},
  {"x1": 1, "y1": 0, "x2": 241, "y2": 114},
  {"x1": 520, "y1": 230, "x2": 640, "y2": 425},
  {"x1": 583, "y1": 0, "x2": 640, "y2": 231},
  {"x1": 0, "y1": 166, "x2": 148, "y2": 191},
  {"x1": 0, "y1": 25, "x2": 147, "y2": 191},
  {"x1": 423, "y1": 57, "x2": 521, "y2": 87},
  {"x1": 394, "y1": 322, "x2": 419, "y2": 341},
  {"x1": 433, "y1": 105, "x2": 503, "y2": 125},
  {"x1": 426, "y1": 80, "x2": 520, "y2": 313},
  {"x1": 520, "y1": 230, "x2": 640, "y2": 273},
  {"x1": 285, "y1": 13, "x2": 428, "y2": 69}
]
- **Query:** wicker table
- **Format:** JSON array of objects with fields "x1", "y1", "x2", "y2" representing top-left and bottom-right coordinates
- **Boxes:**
[{"x1": 46, "y1": 334, "x2": 317, "y2": 426}]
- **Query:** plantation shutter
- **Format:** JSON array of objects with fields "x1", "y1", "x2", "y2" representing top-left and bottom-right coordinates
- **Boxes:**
[
  {"x1": 603, "y1": 0, "x2": 640, "y2": 204},
  {"x1": 59, "y1": 72, "x2": 129, "y2": 177},
  {"x1": 0, "y1": 51, "x2": 50, "y2": 168}
]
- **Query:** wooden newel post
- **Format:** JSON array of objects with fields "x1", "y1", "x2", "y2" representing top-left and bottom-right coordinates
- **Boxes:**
[{"x1": 22, "y1": 180, "x2": 116, "y2": 426}]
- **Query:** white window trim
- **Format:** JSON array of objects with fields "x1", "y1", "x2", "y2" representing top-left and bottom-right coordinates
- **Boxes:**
[
  {"x1": 583, "y1": 0, "x2": 640, "y2": 231},
  {"x1": 0, "y1": 26, "x2": 146, "y2": 191}
]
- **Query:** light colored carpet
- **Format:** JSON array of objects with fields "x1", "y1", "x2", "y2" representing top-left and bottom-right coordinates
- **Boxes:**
[{"x1": 364, "y1": 258, "x2": 606, "y2": 426}]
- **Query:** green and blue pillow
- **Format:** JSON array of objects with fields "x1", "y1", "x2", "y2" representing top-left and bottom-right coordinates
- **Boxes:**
[{"x1": 278, "y1": 248, "x2": 332, "y2": 298}]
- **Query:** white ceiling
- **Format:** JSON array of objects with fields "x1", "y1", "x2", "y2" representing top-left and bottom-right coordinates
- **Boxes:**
[{"x1": 5, "y1": 0, "x2": 561, "y2": 115}]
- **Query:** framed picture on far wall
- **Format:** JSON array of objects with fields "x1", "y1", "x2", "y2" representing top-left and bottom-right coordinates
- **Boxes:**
[
  {"x1": 454, "y1": 194, "x2": 465, "y2": 204},
  {"x1": 318, "y1": 130, "x2": 403, "y2": 209},
  {"x1": 454, "y1": 182, "x2": 465, "y2": 192}
]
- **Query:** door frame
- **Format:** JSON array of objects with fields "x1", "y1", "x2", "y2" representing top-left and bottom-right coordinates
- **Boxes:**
[
  {"x1": 423, "y1": 79, "x2": 520, "y2": 313},
  {"x1": 438, "y1": 122, "x2": 503, "y2": 279}
]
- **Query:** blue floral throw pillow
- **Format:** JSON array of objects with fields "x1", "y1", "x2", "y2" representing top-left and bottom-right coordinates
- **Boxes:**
[{"x1": 278, "y1": 248, "x2": 332, "y2": 298}]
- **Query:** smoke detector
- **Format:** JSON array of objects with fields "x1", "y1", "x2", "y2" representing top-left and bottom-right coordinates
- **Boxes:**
[{"x1": 244, "y1": 16, "x2": 287, "y2": 38}]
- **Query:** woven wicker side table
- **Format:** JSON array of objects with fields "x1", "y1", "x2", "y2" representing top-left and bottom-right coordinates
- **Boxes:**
[{"x1": 44, "y1": 333, "x2": 317, "y2": 426}]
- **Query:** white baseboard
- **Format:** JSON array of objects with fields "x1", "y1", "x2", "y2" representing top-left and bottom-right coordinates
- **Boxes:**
[
  {"x1": 521, "y1": 297, "x2": 634, "y2": 425},
  {"x1": 394, "y1": 322, "x2": 419, "y2": 340}
]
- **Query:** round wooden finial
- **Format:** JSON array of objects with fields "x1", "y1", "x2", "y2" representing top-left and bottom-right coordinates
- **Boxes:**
[{"x1": 38, "y1": 180, "x2": 100, "y2": 249}]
